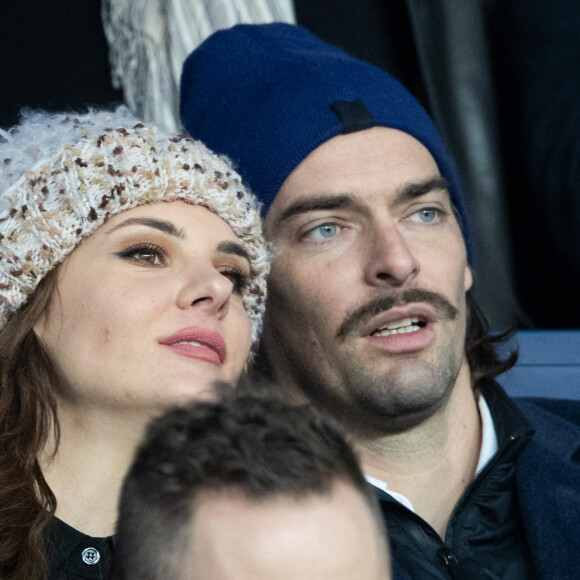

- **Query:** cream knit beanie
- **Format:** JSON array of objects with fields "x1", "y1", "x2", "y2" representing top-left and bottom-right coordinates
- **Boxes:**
[{"x1": 0, "y1": 108, "x2": 269, "y2": 342}]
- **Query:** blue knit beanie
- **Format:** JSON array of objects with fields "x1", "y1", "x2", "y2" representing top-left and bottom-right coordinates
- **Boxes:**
[{"x1": 180, "y1": 23, "x2": 470, "y2": 247}]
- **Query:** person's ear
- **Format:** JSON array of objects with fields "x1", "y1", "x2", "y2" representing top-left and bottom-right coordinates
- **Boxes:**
[{"x1": 464, "y1": 265, "x2": 473, "y2": 292}]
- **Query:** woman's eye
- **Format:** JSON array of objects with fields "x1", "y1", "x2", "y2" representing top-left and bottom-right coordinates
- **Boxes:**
[
  {"x1": 305, "y1": 223, "x2": 339, "y2": 240},
  {"x1": 410, "y1": 208, "x2": 441, "y2": 223},
  {"x1": 220, "y1": 267, "x2": 250, "y2": 294},
  {"x1": 116, "y1": 244, "x2": 166, "y2": 266}
]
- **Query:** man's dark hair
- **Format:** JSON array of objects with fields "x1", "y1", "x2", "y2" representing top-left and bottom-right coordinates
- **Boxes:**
[
  {"x1": 452, "y1": 209, "x2": 518, "y2": 387},
  {"x1": 465, "y1": 290, "x2": 518, "y2": 388},
  {"x1": 114, "y1": 386, "x2": 379, "y2": 579}
]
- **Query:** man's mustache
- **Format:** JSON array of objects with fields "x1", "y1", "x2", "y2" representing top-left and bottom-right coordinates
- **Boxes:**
[{"x1": 336, "y1": 288, "x2": 459, "y2": 340}]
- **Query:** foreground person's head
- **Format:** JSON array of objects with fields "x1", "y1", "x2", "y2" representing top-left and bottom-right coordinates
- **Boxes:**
[
  {"x1": 181, "y1": 23, "x2": 514, "y2": 433},
  {"x1": 115, "y1": 389, "x2": 392, "y2": 580},
  {"x1": 0, "y1": 108, "x2": 268, "y2": 578}
]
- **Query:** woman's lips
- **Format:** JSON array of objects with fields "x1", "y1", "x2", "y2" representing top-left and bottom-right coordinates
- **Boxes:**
[{"x1": 159, "y1": 327, "x2": 227, "y2": 366}]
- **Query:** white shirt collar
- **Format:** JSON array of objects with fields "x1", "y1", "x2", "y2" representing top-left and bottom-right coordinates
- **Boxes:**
[
  {"x1": 365, "y1": 394, "x2": 498, "y2": 512},
  {"x1": 475, "y1": 393, "x2": 498, "y2": 473}
]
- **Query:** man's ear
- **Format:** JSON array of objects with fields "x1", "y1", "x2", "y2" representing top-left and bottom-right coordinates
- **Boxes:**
[{"x1": 464, "y1": 265, "x2": 473, "y2": 292}]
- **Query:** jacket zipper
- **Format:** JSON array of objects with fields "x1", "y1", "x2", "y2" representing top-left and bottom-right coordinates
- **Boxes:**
[{"x1": 442, "y1": 434, "x2": 518, "y2": 559}]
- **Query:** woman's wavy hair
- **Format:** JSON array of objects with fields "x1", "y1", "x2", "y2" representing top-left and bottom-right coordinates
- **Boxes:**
[
  {"x1": 464, "y1": 289, "x2": 518, "y2": 389},
  {"x1": 0, "y1": 268, "x2": 60, "y2": 579}
]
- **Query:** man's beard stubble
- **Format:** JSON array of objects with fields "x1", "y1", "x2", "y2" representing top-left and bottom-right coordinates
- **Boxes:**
[{"x1": 297, "y1": 288, "x2": 466, "y2": 434}]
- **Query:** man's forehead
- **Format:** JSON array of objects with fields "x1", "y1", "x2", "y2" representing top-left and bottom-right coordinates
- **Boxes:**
[
  {"x1": 266, "y1": 126, "x2": 443, "y2": 204},
  {"x1": 287, "y1": 126, "x2": 437, "y2": 172}
]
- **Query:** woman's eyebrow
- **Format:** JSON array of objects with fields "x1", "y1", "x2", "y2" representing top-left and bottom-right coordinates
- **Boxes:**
[
  {"x1": 217, "y1": 241, "x2": 251, "y2": 264},
  {"x1": 106, "y1": 217, "x2": 186, "y2": 239}
]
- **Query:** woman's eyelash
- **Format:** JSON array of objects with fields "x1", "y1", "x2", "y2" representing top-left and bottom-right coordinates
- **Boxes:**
[
  {"x1": 114, "y1": 246, "x2": 250, "y2": 289},
  {"x1": 115, "y1": 243, "x2": 167, "y2": 265},
  {"x1": 219, "y1": 266, "x2": 250, "y2": 293}
]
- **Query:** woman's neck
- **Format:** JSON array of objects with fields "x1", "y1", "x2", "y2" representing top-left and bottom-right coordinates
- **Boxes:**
[{"x1": 40, "y1": 403, "x2": 158, "y2": 537}]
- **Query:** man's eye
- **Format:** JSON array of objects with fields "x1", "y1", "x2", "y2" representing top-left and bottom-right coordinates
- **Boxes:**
[
  {"x1": 306, "y1": 223, "x2": 339, "y2": 240},
  {"x1": 410, "y1": 208, "x2": 441, "y2": 223},
  {"x1": 116, "y1": 244, "x2": 166, "y2": 266}
]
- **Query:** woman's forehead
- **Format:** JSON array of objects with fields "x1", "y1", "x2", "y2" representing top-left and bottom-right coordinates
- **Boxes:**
[{"x1": 104, "y1": 201, "x2": 239, "y2": 239}]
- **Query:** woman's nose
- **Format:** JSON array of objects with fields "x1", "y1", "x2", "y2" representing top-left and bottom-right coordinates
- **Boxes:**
[{"x1": 175, "y1": 263, "x2": 234, "y2": 318}]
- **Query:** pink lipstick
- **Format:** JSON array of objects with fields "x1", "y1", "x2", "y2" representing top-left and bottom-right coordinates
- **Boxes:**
[{"x1": 159, "y1": 327, "x2": 227, "y2": 366}]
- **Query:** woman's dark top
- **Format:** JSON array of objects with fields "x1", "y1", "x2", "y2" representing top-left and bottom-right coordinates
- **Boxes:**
[{"x1": 48, "y1": 518, "x2": 114, "y2": 580}]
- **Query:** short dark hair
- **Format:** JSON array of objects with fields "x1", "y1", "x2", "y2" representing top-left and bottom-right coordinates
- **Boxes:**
[
  {"x1": 464, "y1": 290, "x2": 518, "y2": 388},
  {"x1": 114, "y1": 385, "x2": 379, "y2": 580}
]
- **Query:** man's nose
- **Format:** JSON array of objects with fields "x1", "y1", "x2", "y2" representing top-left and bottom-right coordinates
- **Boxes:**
[{"x1": 363, "y1": 222, "x2": 420, "y2": 288}]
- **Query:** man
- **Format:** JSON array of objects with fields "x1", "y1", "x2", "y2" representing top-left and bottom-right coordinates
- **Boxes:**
[
  {"x1": 180, "y1": 23, "x2": 580, "y2": 579},
  {"x1": 114, "y1": 389, "x2": 391, "y2": 579}
]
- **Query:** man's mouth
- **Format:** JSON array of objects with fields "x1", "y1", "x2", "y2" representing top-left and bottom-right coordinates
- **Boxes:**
[
  {"x1": 336, "y1": 289, "x2": 458, "y2": 341},
  {"x1": 371, "y1": 317, "x2": 428, "y2": 337}
]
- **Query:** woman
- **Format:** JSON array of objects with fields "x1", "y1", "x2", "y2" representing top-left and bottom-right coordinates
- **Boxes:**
[{"x1": 0, "y1": 108, "x2": 269, "y2": 579}]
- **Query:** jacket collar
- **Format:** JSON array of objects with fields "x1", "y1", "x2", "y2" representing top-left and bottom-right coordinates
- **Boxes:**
[{"x1": 511, "y1": 394, "x2": 580, "y2": 579}]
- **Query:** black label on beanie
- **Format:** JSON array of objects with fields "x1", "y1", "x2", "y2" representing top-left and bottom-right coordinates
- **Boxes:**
[{"x1": 330, "y1": 99, "x2": 375, "y2": 134}]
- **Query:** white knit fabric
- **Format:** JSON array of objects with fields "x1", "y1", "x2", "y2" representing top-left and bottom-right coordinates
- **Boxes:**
[
  {"x1": 101, "y1": 0, "x2": 296, "y2": 131},
  {"x1": 0, "y1": 109, "x2": 269, "y2": 341}
]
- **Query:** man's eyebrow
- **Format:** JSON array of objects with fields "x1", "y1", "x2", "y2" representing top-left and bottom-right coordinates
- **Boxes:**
[
  {"x1": 106, "y1": 217, "x2": 186, "y2": 239},
  {"x1": 216, "y1": 240, "x2": 251, "y2": 264},
  {"x1": 273, "y1": 177, "x2": 448, "y2": 227},
  {"x1": 275, "y1": 195, "x2": 356, "y2": 226},
  {"x1": 397, "y1": 177, "x2": 449, "y2": 202}
]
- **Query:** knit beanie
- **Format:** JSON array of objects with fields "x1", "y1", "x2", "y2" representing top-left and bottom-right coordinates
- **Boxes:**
[
  {"x1": 0, "y1": 108, "x2": 269, "y2": 342},
  {"x1": 180, "y1": 22, "x2": 470, "y2": 245}
]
